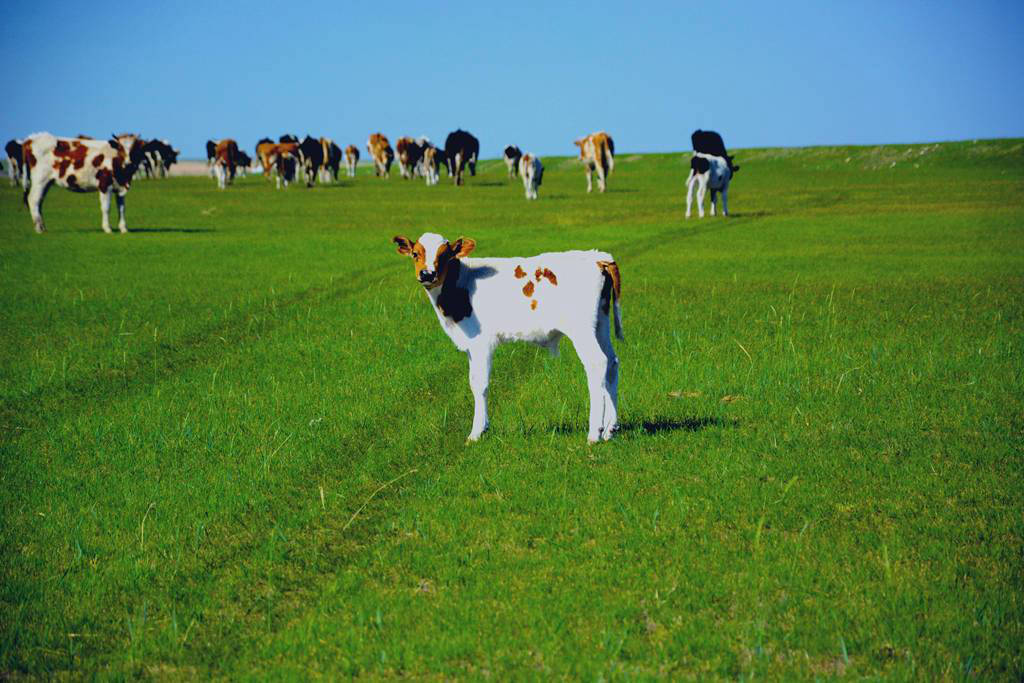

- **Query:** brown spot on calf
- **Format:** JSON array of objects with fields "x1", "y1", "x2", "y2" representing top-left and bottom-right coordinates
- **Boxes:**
[
  {"x1": 541, "y1": 268, "x2": 558, "y2": 285},
  {"x1": 514, "y1": 265, "x2": 527, "y2": 279},
  {"x1": 92, "y1": 154, "x2": 104, "y2": 167},
  {"x1": 531, "y1": 300, "x2": 538, "y2": 310},
  {"x1": 522, "y1": 281, "x2": 535, "y2": 297}
]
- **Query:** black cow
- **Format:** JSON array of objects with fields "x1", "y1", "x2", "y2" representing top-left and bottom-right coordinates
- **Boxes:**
[
  {"x1": 322, "y1": 139, "x2": 343, "y2": 182},
  {"x1": 236, "y1": 150, "x2": 252, "y2": 177},
  {"x1": 142, "y1": 139, "x2": 179, "y2": 178},
  {"x1": 298, "y1": 135, "x2": 324, "y2": 187},
  {"x1": 503, "y1": 145, "x2": 522, "y2": 178},
  {"x1": 279, "y1": 134, "x2": 299, "y2": 144},
  {"x1": 444, "y1": 129, "x2": 479, "y2": 186},
  {"x1": 5, "y1": 139, "x2": 23, "y2": 186},
  {"x1": 691, "y1": 130, "x2": 739, "y2": 173}
]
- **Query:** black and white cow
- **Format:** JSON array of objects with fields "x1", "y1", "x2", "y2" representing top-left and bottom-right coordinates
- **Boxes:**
[
  {"x1": 444, "y1": 129, "x2": 479, "y2": 186},
  {"x1": 6, "y1": 139, "x2": 23, "y2": 186},
  {"x1": 320, "y1": 138, "x2": 342, "y2": 182},
  {"x1": 503, "y1": 145, "x2": 522, "y2": 178},
  {"x1": 142, "y1": 139, "x2": 179, "y2": 178},
  {"x1": 298, "y1": 135, "x2": 324, "y2": 187},
  {"x1": 691, "y1": 129, "x2": 739, "y2": 173},
  {"x1": 686, "y1": 130, "x2": 739, "y2": 218}
]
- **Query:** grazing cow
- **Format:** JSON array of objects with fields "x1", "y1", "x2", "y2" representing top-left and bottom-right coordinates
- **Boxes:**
[
  {"x1": 142, "y1": 139, "x2": 179, "y2": 178},
  {"x1": 444, "y1": 129, "x2": 479, "y2": 186},
  {"x1": 519, "y1": 153, "x2": 543, "y2": 200},
  {"x1": 503, "y1": 145, "x2": 522, "y2": 178},
  {"x1": 391, "y1": 233, "x2": 623, "y2": 443},
  {"x1": 6, "y1": 139, "x2": 23, "y2": 186},
  {"x1": 320, "y1": 138, "x2": 342, "y2": 182},
  {"x1": 367, "y1": 133, "x2": 394, "y2": 177},
  {"x1": 296, "y1": 136, "x2": 324, "y2": 187},
  {"x1": 686, "y1": 153, "x2": 734, "y2": 218},
  {"x1": 213, "y1": 139, "x2": 239, "y2": 189},
  {"x1": 235, "y1": 150, "x2": 252, "y2": 177},
  {"x1": 420, "y1": 142, "x2": 446, "y2": 186},
  {"x1": 691, "y1": 129, "x2": 740, "y2": 173},
  {"x1": 255, "y1": 138, "x2": 299, "y2": 189},
  {"x1": 344, "y1": 144, "x2": 360, "y2": 177},
  {"x1": 22, "y1": 132, "x2": 145, "y2": 233},
  {"x1": 574, "y1": 131, "x2": 615, "y2": 193}
]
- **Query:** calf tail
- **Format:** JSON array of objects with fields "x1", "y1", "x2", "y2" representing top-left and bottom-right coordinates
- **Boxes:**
[{"x1": 597, "y1": 260, "x2": 624, "y2": 340}]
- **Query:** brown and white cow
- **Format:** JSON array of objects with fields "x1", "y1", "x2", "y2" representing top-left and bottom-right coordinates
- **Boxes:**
[
  {"x1": 574, "y1": 131, "x2": 615, "y2": 193},
  {"x1": 255, "y1": 138, "x2": 299, "y2": 189},
  {"x1": 344, "y1": 144, "x2": 360, "y2": 177},
  {"x1": 395, "y1": 136, "x2": 427, "y2": 180},
  {"x1": 22, "y1": 132, "x2": 145, "y2": 233},
  {"x1": 212, "y1": 139, "x2": 239, "y2": 189},
  {"x1": 367, "y1": 133, "x2": 394, "y2": 177}
]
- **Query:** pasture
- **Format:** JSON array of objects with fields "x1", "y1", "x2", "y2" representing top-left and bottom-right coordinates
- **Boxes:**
[{"x1": 1, "y1": 140, "x2": 1022, "y2": 678}]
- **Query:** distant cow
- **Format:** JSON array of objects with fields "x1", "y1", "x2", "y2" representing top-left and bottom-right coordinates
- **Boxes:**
[
  {"x1": 519, "y1": 153, "x2": 543, "y2": 200},
  {"x1": 396, "y1": 136, "x2": 427, "y2": 180},
  {"x1": 367, "y1": 133, "x2": 394, "y2": 177},
  {"x1": 5, "y1": 139, "x2": 23, "y2": 186},
  {"x1": 256, "y1": 138, "x2": 299, "y2": 189},
  {"x1": 503, "y1": 145, "x2": 522, "y2": 178},
  {"x1": 344, "y1": 144, "x2": 360, "y2": 177},
  {"x1": 444, "y1": 129, "x2": 479, "y2": 186},
  {"x1": 574, "y1": 131, "x2": 615, "y2": 193},
  {"x1": 420, "y1": 140, "x2": 446, "y2": 186},
  {"x1": 298, "y1": 135, "x2": 324, "y2": 187},
  {"x1": 320, "y1": 138, "x2": 342, "y2": 182},
  {"x1": 213, "y1": 139, "x2": 239, "y2": 189},
  {"x1": 235, "y1": 150, "x2": 252, "y2": 177},
  {"x1": 691, "y1": 129, "x2": 740, "y2": 173},
  {"x1": 22, "y1": 132, "x2": 145, "y2": 233},
  {"x1": 142, "y1": 139, "x2": 179, "y2": 178},
  {"x1": 279, "y1": 134, "x2": 299, "y2": 144}
]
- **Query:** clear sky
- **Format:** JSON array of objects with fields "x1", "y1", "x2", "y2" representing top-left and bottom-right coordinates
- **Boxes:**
[{"x1": 2, "y1": 1, "x2": 1022, "y2": 160}]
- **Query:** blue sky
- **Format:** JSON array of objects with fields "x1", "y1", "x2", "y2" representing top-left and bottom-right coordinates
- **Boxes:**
[{"x1": 2, "y1": 1, "x2": 1021, "y2": 160}]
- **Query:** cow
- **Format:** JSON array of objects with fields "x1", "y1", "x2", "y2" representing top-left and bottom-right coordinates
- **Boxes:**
[
  {"x1": 574, "y1": 131, "x2": 615, "y2": 193},
  {"x1": 296, "y1": 135, "x2": 324, "y2": 187},
  {"x1": 344, "y1": 144, "x2": 360, "y2": 177},
  {"x1": 235, "y1": 150, "x2": 252, "y2": 177},
  {"x1": 519, "y1": 153, "x2": 543, "y2": 200},
  {"x1": 320, "y1": 138, "x2": 342, "y2": 182},
  {"x1": 420, "y1": 142, "x2": 446, "y2": 186},
  {"x1": 142, "y1": 139, "x2": 179, "y2": 178},
  {"x1": 395, "y1": 136, "x2": 427, "y2": 180},
  {"x1": 255, "y1": 138, "x2": 299, "y2": 189},
  {"x1": 503, "y1": 145, "x2": 522, "y2": 178},
  {"x1": 22, "y1": 132, "x2": 145, "y2": 233},
  {"x1": 686, "y1": 153, "x2": 734, "y2": 218},
  {"x1": 392, "y1": 233, "x2": 622, "y2": 442},
  {"x1": 367, "y1": 133, "x2": 394, "y2": 177},
  {"x1": 691, "y1": 129, "x2": 740, "y2": 173},
  {"x1": 444, "y1": 129, "x2": 479, "y2": 186},
  {"x1": 205, "y1": 140, "x2": 217, "y2": 176},
  {"x1": 213, "y1": 139, "x2": 239, "y2": 189},
  {"x1": 6, "y1": 139, "x2": 23, "y2": 186}
]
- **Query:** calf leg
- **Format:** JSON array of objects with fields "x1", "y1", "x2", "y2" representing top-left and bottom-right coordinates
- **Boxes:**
[
  {"x1": 467, "y1": 344, "x2": 494, "y2": 442},
  {"x1": 573, "y1": 334, "x2": 615, "y2": 443}
]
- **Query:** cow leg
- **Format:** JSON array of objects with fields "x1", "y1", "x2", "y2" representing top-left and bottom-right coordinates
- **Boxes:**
[
  {"x1": 453, "y1": 153, "x2": 462, "y2": 185},
  {"x1": 710, "y1": 188, "x2": 718, "y2": 217},
  {"x1": 7, "y1": 159, "x2": 15, "y2": 186},
  {"x1": 696, "y1": 175, "x2": 707, "y2": 218},
  {"x1": 466, "y1": 344, "x2": 493, "y2": 442},
  {"x1": 116, "y1": 192, "x2": 127, "y2": 232},
  {"x1": 721, "y1": 185, "x2": 729, "y2": 216},
  {"x1": 597, "y1": 161, "x2": 607, "y2": 193},
  {"x1": 596, "y1": 313, "x2": 619, "y2": 440},
  {"x1": 685, "y1": 171, "x2": 696, "y2": 218},
  {"x1": 585, "y1": 164, "x2": 593, "y2": 193},
  {"x1": 98, "y1": 190, "x2": 113, "y2": 233},
  {"x1": 27, "y1": 179, "x2": 52, "y2": 233}
]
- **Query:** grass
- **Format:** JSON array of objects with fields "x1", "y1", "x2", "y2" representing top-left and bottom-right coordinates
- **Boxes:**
[{"x1": 1, "y1": 139, "x2": 1022, "y2": 678}]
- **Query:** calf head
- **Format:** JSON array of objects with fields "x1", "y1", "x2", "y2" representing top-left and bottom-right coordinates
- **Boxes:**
[{"x1": 393, "y1": 232, "x2": 475, "y2": 289}]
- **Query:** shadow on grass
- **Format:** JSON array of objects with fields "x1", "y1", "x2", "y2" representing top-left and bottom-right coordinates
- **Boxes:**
[
  {"x1": 470, "y1": 181, "x2": 507, "y2": 187},
  {"x1": 551, "y1": 416, "x2": 736, "y2": 436},
  {"x1": 727, "y1": 210, "x2": 774, "y2": 219},
  {"x1": 128, "y1": 227, "x2": 215, "y2": 233}
]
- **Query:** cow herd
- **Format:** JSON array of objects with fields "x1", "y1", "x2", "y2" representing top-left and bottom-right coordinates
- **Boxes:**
[{"x1": 4, "y1": 128, "x2": 740, "y2": 233}]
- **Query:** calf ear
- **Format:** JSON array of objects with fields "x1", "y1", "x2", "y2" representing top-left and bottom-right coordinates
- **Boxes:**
[
  {"x1": 452, "y1": 237, "x2": 476, "y2": 258},
  {"x1": 393, "y1": 235, "x2": 415, "y2": 255}
]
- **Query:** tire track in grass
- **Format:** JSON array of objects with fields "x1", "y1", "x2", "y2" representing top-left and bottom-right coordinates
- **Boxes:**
[{"x1": 0, "y1": 264, "x2": 392, "y2": 444}]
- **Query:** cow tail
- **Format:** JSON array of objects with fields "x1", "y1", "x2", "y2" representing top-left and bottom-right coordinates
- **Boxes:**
[
  {"x1": 606, "y1": 136, "x2": 615, "y2": 174},
  {"x1": 597, "y1": 260, "x2": 624, "y2": 340}
]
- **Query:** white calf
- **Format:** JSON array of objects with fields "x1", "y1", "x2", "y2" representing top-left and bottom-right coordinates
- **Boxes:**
[
  {"x1": 393, "y1": 233, "x2": 623, "y2": 443},
  {"x1": 685, "y1": 152, "x2": 732, "y2": 218},
  {"x1": 519, "y1": 153, "x2": 543, "y2": 200}
]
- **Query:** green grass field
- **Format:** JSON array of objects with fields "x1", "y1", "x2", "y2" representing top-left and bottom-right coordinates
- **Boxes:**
[{"x1": 1, "y1": 139, "x2": 1022, "y2": 678}]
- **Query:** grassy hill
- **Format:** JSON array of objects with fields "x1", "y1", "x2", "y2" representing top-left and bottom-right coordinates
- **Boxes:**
[{"x1": 1, "y1": 139, "x2": 1022, "y2": 677}]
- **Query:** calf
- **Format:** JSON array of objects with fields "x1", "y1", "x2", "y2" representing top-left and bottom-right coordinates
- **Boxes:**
[
  {"x1": 519, "y1": 153, "x2": 543, "y2": 200},
  {"x1": 6, "y1": 139, "x2": 23, "y2": 186},
  {"x1": 685, "y1": 153, "x2": 733, "y2": 218},
  {"x1": 213, "y1": 138, "x2": 238, "y2": 189},
  {"x1": 344, "y1": 144, "x2": 360, "y2": 177},
  {"x1": 444, "y1": 129, "x2": 479, "y2": 185},
  {"x1": 503, "y1": 145, "x2": 522, "y2": 178},
  {"x1": 367, "y1": 133, "x2": 394, "y2": 177},
  {"x1": 392, "y1": 233, "x2": 623, "y2": 443},
  {"x1": 574, "y1": 131, "x2": 615, "y2": 193},
  {"x1": 22, "y1": 132, "x2": 145, "y2": 233}
]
